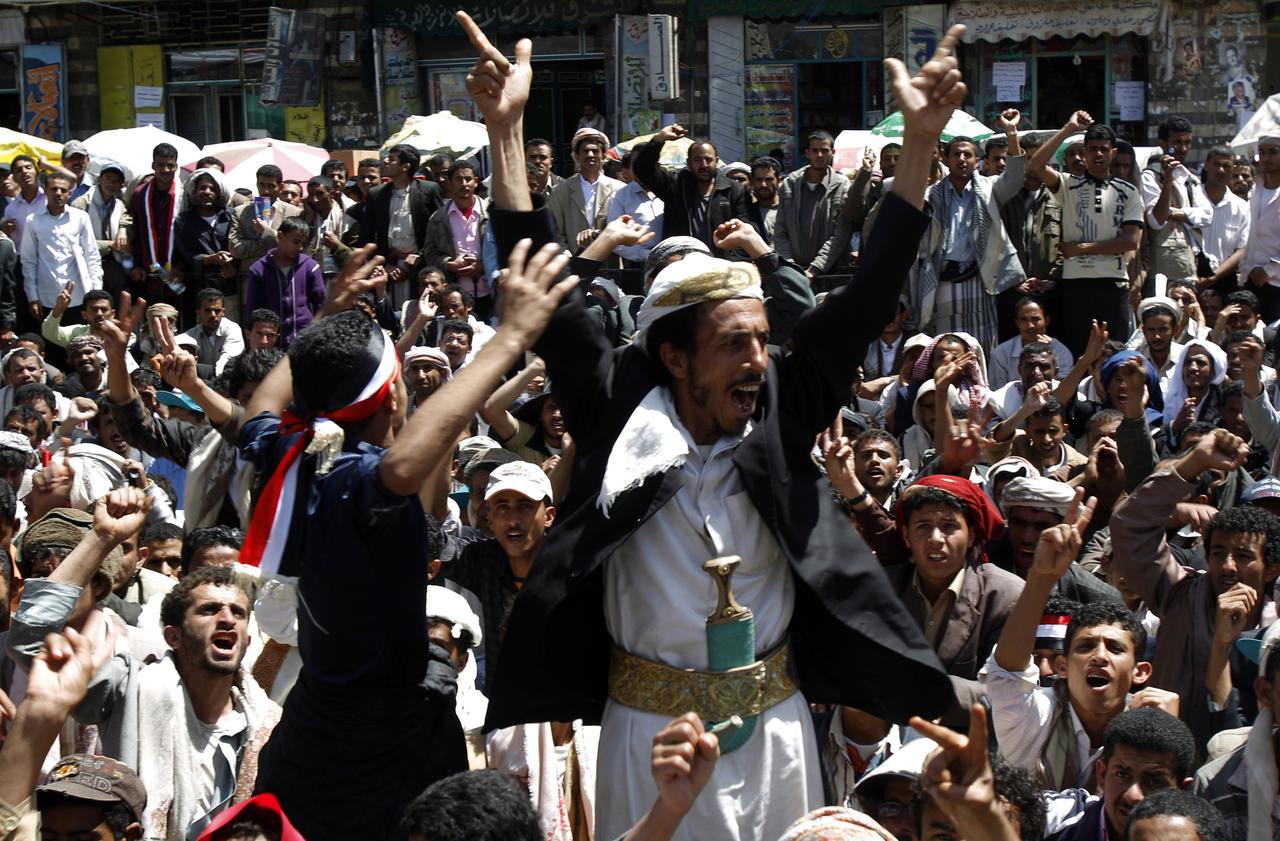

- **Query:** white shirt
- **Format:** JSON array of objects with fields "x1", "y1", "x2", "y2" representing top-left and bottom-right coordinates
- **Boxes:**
[
  {"x1": 979, "y1": 647, "x2": 1098, "y2": 791},
  {"x1": 986, "y1": 379, "x2": 1060, "y2": 422},
  {"x1": 1201, "y1": 188, "x2": 1251, "y2": 269},
  {"x1": 1243, "y1": 182, "x2": 1280, "y2": 285},
  {"x1": 988, "y1": 335, "x2": 1074, "y2": 391},
  {"x1": 3, "y1": 189, "x2": 45, "y2": 247},
  {"x1": 598, "y1": 388, "x2": 820, "y2": 841},
  {"x1": 863, "y1": 334, "x2": 904, "y2": 381},
  {"x1": 578, "y1": 175, "x2": 601, "y2": 226},
  {"x1": 1140, "y1": 164, "x2": 1212, "y2": 232},
  {"x1": 606, "y1": 181, "x2": 664, "y2": 262},
  {"x1": 180, "y1": 318, "x2": 245, "y2": 377},
  {"x1": 19, "y1": 205, "x2": 103, "y2": 307},
  {"x1": 387, "y1": 186, "x2": 416, "y2": 254},
  {"x1": 1125, "y1": 337, "x2": 1184, "y2": 393}
]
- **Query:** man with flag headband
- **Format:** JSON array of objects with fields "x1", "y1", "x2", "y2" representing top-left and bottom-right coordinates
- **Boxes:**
[
  {"x1": 460, "y1": 11, "x2": 965, "y2": 840},
  {"x1": 234, "y1": 232, "x2": 579, "y2": 841}
]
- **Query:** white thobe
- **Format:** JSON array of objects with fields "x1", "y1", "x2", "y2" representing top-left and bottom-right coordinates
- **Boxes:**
[{"x1": 598, "y1": 389, "x2": 821, "y2": 841}]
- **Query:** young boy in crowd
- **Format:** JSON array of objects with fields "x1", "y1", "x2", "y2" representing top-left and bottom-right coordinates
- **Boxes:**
[
  {"x1": 980, "y1": 489, "x2": 1179, "y2": 791},
  {"x1": 245, "y1": 217, "x2": 325, "y2": 349}
]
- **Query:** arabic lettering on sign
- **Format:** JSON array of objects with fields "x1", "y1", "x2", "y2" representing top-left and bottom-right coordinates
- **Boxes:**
[
  {"x1": 951, "y1": 0, "x2": 1162, "y2": 41},
  {"x1": 24, "y1": 64, "x2": 60, "y2": 140},
  {"x1": 377, "y1": 0, "x2": 616, "y2": 32}
]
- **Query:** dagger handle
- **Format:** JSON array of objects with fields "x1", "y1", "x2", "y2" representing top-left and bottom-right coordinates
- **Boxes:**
[{"x1": 703, "y1": 555, "x2": 749, "y2": 625}]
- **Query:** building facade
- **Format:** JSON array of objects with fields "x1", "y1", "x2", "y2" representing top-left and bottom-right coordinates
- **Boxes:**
[{"x1": 2, "y1": 0, "x2": 1274, "y2": 168}]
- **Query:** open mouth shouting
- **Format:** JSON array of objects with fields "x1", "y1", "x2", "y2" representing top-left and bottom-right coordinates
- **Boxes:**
[
  {"x1": 1085, "y1": 667, "x2": 1112, "y2": 693},
  {"x1": 210, "y1": 630, "x2": 239, "y2": 660},
  {"x1": 728, "y1": 379, "x2": 763, "y2": 419}
]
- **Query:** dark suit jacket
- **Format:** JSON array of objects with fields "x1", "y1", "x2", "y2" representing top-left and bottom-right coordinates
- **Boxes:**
[
  {"x1": 0, "y1": 234, "x2": 16, "y2": 329},
  {"x1": 358, "y1": 179, "x2": 443, "y2": 256},
  {"x1": 633, "y1": 140, "x2": 750, "y2": 257},
  {"x1": 882, "y1": 560, "x2": 1024, "y2": 718},
  {"x1": 484, "y1": 190, "x2": 955, "y2": 730}
]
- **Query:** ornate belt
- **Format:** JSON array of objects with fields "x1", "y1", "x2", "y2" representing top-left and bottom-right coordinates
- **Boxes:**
[{"x1": 607, "y1": 640, "x2": 798, "y2": 724}]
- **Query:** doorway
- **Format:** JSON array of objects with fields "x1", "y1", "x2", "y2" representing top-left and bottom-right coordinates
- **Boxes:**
[
  {"x1": 1036, "y1": 55, "x2": 1105, "y2": 129},
  {"x1": 797, "y1": 62, "x2": 866, "y2": 140},
  {"x1": 523, "y1": 61, "x2": 606, "y2": 178}
]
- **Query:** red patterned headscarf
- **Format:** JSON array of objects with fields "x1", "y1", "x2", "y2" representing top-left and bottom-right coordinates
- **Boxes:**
[{"x1": 896, "y1": 474, "x2": 1006, "y2": 562}]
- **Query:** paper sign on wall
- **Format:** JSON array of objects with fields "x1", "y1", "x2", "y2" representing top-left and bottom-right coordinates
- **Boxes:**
[
  {"x1": 135, "y1": 112, "x2": 165, "y2": 129},
  {"x1": 133, "y1": 85, "x2": 163, "y2": 108},
  {"x1": 992, "y1": 61, "x2": 1025, "y2": 101},
  {"x1": 1114, "y1": 81, "x2": 1145, "y2": 121}
]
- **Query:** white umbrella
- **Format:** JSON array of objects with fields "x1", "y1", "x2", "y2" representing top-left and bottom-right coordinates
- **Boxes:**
[
  {"x1": 83, "y1": 126, "x2": 201, "y2": 180},
  {"x1": 190, "y1": 138, "x2": 330, "y2": 195},
  {"x1": 382, "y1": 111, "x2": 489, "y2": 158},
  {"x1": 1231, "y1": 93, "x2": 1280, "y2": 152}
]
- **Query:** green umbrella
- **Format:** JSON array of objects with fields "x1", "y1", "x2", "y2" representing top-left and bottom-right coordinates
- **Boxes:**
[{"x1": 871, "y1": 109, "x2": 995, "y2": 142}]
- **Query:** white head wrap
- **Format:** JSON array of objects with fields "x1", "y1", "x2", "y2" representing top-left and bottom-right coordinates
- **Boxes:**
[
  {"x1": 184, "y1": 166, "x2": 230, "y2": 208},
  {"x1": 1000, "y1": 475, "x2": 1077, "y2": 517},
  {"x1": 1136, "y1": 295, "x2": 1182, "y2": 322},
  {"x1": 426, "y1": 585, "x2": 483, "y2": 647},
  {"x1": 633, "y1": 253, "x2": 763, "y2": 353},
  {"x1": 1162, "y1": 338, "x2": 1227, "y2": 428}
]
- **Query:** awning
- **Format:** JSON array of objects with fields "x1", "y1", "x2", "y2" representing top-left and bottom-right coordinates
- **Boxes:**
[
  {"x1": 949, "y1": 0, "x2": 1165, "y2": 43},
  {"x1": 691, "y1": 0, "x2": 897, "y2": 19},
  {"x1": 369, "y1": 0, "x2": 643, "y2": 33}
]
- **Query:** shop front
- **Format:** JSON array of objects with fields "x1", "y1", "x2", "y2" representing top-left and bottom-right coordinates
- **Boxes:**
[
  {"x1": 416, "y1": 27, "x2": 609, "y2": 177},
  {"x1": 371, "y1": 0, "x2": 641, "y2": 177},
  {"x1": 743, "y1": 17, "x2": 884, "y2": 168},
  {"x1": 950, "y1": 0, "x2": 1162, "y2": 140}
]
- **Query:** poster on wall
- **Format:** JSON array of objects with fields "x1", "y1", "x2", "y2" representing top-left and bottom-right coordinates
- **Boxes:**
[
  {"x1": 381, "y1": 28, "x2": 420, "y2": 135},
  {"x1": 261, "y1": 7, "x2": 323, "y2": 107},
  {"x1": 21, "y1": 44, "x2": 65, "y2": 142},
  {"x1": 431, "y1": 70, "x2": 477, "y2": 121},
  {"x1": 618, "y1": 15, "x2": 660, "y2": 140},
  {"x1": 745, "y1": 64, "x2": 794, "y2": 166}
]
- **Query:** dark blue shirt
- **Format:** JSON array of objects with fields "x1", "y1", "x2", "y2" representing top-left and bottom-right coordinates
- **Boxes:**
[{"x1": 239, "y1": 412, "x2": 431, "y2": 688}]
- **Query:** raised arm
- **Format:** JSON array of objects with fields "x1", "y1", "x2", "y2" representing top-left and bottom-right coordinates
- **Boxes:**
[
  {"x1": 633, "y1": 125, "x2": 686, "y2": 206},
  {"x1": 888, "y1": 27, "x2": 967, "y2": 212},
  {"x1": 995, "y1": 490, "x2": 1095, "y2": 672},
  {"x1": 480, "y1": 358, "x2": 545, "y2": 440},
  {"x1": 394, "y1": 288, "x2": 438, "y2": 358},
  {"x1": 459, "y1": 11, "x2": 534, "y2": 215},
  {"x1": 711, "y1": 219, "x2": 814, "y2": 344},
  {"x1": 0, "y1": 618, "x2": 102, "y2": 813},
  {"x1": 991, "y1": 109, "x2": 1025, "y2": 205},
  {"x1": 1027, "y1": 110, "x2": 1094, "y2": 192},
  {"x1": 1111, "y1": 430, "x2": 1248, "y2": 613},
  {"x1": 778, "y1": 27, "x2": 964, "y2": 442},
  {"x1": 1056, "y1": 320, "x2": 1108, "y2": 404}
]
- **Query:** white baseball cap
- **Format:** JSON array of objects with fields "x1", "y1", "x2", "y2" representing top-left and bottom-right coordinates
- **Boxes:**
[{"x1": 484, "y1": 461, "x2": 553, "y2": 503}]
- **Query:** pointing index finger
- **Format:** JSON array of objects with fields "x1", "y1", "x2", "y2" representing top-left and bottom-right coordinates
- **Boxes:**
[
  {"x1": 932, "y1": 25, "x2": 966, "y2": 61},
  {"x1": 456, "y1": 11, "x2": 511, "y2": 75}
]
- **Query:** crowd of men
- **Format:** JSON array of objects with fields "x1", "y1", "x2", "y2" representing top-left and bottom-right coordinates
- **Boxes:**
[{"x1": 0, "y1": 10, "x2": 1273, "y2": 841}]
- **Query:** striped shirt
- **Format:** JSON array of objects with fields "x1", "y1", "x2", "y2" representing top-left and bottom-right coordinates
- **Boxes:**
[{"x1": 1051, "y1": 175, "x2": 1144, "y2": 280}]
